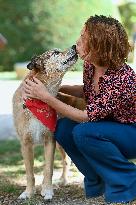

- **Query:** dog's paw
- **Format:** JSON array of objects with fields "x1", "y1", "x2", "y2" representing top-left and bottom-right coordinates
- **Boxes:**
[
  {"x1": 41, "y1": 188, "x2": 54, "y2": 200},
  {"x1": 18, "y1": 189, "x2": 35, "y2": 200},
  {"x1": 18, "y1": 191, "x2": 30, "y2": 199}
]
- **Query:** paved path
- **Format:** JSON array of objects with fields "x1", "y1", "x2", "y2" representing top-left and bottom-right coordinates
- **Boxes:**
[
  {"x1": 0, "y1": 80, "x2": 20, "y2": 139},
  {"x1": 0, "y1": 76, "x2": 83, "y2": 139}
]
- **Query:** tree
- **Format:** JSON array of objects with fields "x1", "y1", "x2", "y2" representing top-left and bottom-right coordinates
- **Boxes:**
[
  {"x1": 118, "y1": 2, "x2": 136, "y2": 36},
  {"x1": 0, "y1": 0, "x2": 120, "y2": 71}
]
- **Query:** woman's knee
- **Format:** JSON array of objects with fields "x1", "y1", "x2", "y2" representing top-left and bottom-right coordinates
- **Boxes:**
[
  {"x1": 72, "y1": 123, "x2": 86, "y2": 148},
  {"x1": 54, "y1": 117, "x2": 78, "y2": 146},
  {"x1": 72, "y1": 122, "x2": 101, "y2": 148}
]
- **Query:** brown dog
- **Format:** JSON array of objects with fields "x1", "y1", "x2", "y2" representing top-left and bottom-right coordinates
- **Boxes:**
[{"x1": 12, "y1": 46, "x2": 80, "y2": 200}]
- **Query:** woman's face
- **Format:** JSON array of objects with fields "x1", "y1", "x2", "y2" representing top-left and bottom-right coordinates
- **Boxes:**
[{"x1": 76, "y1": 25, "x2": 90, "y2": 61}]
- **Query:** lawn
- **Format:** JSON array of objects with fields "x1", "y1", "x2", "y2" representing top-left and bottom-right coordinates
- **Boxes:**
[
  {"x1": 0, "y1": 140, "x2": 82, "y2": 205},
  {"x1": 0, "y1": 71, "x2": 17, "y2": 80}
]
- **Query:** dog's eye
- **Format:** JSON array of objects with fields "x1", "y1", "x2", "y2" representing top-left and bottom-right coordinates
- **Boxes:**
[{"x1": 54, "y1": 50, "x2": 60, "y2": 55}]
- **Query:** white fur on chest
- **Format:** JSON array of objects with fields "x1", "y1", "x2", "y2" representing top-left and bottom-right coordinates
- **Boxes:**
[{"x1": 27, "y1": 117, "x2": 50, "y2": 144}]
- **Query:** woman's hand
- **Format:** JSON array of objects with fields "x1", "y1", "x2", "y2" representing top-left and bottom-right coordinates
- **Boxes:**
[
  {"x1": 22, "y1": 77, "x2": 51, "y2": 101},
  {"x1": 22, "y1": 77, "x2": 89, "y2": 122}
]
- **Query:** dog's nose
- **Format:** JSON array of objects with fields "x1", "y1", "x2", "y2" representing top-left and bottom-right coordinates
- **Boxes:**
[
  {"x1": 71, "y1": 45, "x2": 77, "y2": 52},
  {"x1": 27, "y1": 63, "x2": 32, "y2": 70}
]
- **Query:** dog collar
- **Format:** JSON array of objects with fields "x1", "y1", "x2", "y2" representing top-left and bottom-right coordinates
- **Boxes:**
[{"x1": 24, "y1": 99, "x2": 57, "y2": 132}]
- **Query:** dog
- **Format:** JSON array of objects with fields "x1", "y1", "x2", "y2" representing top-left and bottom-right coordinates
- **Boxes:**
[{"x1": 12, "y1": 45, "x2": 79, "y2": 200}]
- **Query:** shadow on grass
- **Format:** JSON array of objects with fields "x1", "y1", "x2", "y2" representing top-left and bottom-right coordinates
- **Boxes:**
[
  {"x1": 0, "y1": 139, "x2": 63, "y2": 179},
  {"x1": 0, "y1": 174, "x2": 22, "y2": 195},
  {"x1": 0, "y1": 140, "x2": 85, "y2": 205},
  {"x1": 0, "y1": 140, "x2": 46, "y2": 166},
  {"x1": 3, "y1": 164, "x2": 45, "y2": 178}
]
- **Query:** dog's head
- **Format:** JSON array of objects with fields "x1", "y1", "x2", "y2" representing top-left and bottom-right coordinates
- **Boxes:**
[{"x1": 27, "y1": 45, "x2": 78, "y2": 77}]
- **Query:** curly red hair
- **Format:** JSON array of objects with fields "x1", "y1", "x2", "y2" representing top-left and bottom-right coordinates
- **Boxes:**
[{"x1": 85, "y1": 15, "x2": 130, "y2": 69}]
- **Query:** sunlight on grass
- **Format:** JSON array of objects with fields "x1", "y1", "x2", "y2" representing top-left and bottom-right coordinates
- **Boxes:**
[
  {"x1": 0, "y1": 140, "x2": 64, "y2": 179},
  {"x1": 0, "y1": 176, "x2": 21, "y2": 194},
  {"x1": 0, "y1": 71, "x2": 17, "y2": 80},
  {"x1": 0, "y1": 139, "x2": 82, "y2": 198}
]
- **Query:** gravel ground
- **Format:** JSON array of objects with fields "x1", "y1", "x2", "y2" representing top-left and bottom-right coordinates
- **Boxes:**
[
  {"x1": 0, "y1": 177, "x2": 107, "y2": 205},
  {"x1": 1, "y1": 184, "x2": 132, "y2": 205},
  {"x1": 0, "y1": 184, "x2": 106, "y2": 205}
]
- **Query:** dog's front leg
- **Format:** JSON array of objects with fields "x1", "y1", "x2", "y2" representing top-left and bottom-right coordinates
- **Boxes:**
[
  {"x1": 41, "y1": 134, "x2": 56, "y2": 200},
  {"x1": 19, "y1": 134, "x2": 35, "y2": 199}
]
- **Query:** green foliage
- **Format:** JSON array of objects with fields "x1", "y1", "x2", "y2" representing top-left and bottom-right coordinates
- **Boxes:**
[
  {"x1": 0, "y1": 179, "x2": 19, "y2": 194},
  {"x1": 119, "y1": 2, "x2": 136, "y2": 36},
  {"x1": 0, "y1": 0, "x2": 119, "y2": 71}
]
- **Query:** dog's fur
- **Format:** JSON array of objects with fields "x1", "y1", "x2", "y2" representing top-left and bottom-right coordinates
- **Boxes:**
[{"x1": 12, "y1": 47, "x2": 80, "y2": 200}]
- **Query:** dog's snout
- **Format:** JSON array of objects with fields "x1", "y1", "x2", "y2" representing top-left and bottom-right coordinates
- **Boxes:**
[{"x1": 71, "y1": 45, "x2": 77, "y2": 52}]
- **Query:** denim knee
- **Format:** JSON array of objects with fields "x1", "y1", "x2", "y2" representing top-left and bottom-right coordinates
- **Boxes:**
[
  {"x1": 54, "y1": 117, "x2": 78, "y2": 146},
  {"x1": 72, "y1": 123, "x2": 85, "y2": 149},
  {"x1": 54, "y1": 118, "x2": 68, "y2": 144}
]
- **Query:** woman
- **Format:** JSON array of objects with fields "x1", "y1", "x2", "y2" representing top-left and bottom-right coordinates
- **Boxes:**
[{"x1": 23, "y1": 15, "x2": 136, "y2": 204}]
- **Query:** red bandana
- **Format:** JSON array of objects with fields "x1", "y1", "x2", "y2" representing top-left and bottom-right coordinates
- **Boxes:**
[{"x1": 25, "y1": 99, "x2": 57, "y2": 132}]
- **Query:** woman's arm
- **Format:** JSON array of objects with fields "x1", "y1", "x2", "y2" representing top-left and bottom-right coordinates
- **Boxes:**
[
  {"x1": 46, "y1": 94, "x2": 88, "y2": 122},
  {"x1": 59, "y1": 85, "x2": 84, "y2": 98},
  {"x1": 23, "y1": 78, "x2": 89, "y2": 123}
]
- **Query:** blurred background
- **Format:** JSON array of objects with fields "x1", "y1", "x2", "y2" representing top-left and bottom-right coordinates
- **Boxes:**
[
  {"x1": 0, "y1": 0, "x2": 136, "y2": 204},
  {"x1": 0, "y1": 0, "x2": 136, "y2": 73}
]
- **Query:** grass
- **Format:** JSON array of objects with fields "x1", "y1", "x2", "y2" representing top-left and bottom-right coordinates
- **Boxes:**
[
  {"x1": 0, "y1": 71, "x2": 17, "y2": 80},
  {"x1": 0, "y1": 139, "x2": 76, "y2": 196},
  {"x1": 0, "y1": 139, "x2": 80, "y2": 205},
  {"x1": 0, "y1": 139, "x2": 62, "y2": 175},
  {"x1": 0, "y1": 137, "x2": 46, "y2": 205},
  {"x1": 0, "y1": 177, "x2": 20, "y2": 194},
  {"x1": 1, "y1": 140, "x2": 136, "y2": 205}
]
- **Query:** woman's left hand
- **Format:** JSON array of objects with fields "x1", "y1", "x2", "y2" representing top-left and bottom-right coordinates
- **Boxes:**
[{"x1": 22, "y1": 77, "x2": 50, "y2": 100}]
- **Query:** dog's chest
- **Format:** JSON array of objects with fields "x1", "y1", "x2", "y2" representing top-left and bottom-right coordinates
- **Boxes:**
[{"x1": 27, "y1": 116, "x2": 51, "y2": 144}]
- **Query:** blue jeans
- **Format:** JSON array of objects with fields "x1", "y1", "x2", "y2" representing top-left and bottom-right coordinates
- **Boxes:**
[{"x1": 54, "y1": 118, "x2": 136, "y2": 203}]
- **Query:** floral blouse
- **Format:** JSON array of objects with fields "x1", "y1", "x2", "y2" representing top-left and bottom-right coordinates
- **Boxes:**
[{"x1": 83, "y1": 61, "x2": 136, "y2": 123}]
